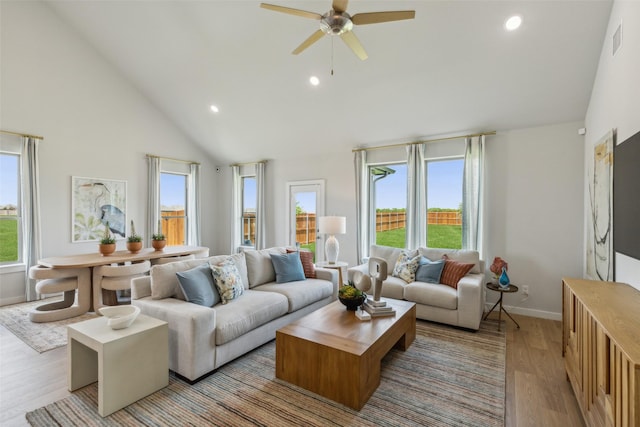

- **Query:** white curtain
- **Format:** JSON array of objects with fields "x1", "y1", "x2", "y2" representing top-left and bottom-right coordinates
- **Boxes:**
[
  {"x1": 354, "y1": 150, "x2": 369, "y2": 263},
  {"x1": 146, "y1": 156, "x2": 161, "y2": 246},
  {"x1": 254, "y1": 161, "x2": 266, "y2": 250},
  {"x1": 187, "y1": 163, "x2": 201, "y2": 245},
  {"x1": 230, "y1": 165, "x2": 242, "y2": 253},
  {"x1": 462, "y1": 135, "x2": 485, "y2": 257},
  {"x1": 22, "y1": 137, "x2": 42, "y2": 301},
  {"x1": 406, "y1": 143, "x2": 426, "y2": 249}
]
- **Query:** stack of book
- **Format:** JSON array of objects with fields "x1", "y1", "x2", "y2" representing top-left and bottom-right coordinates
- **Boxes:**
[{"x1": 363, "y1": 298, "x2": 396, "y2": 317}]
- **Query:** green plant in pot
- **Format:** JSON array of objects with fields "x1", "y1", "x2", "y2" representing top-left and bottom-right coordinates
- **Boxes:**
[
  {"x1": 151, "y1": 219, "x2": 166, "y2": 251},
  {"x1": 126, "y1": 220, "x2": 143, "y2": 253},
  {"x1": 99, "y1": 222, "x2": 116, "y2": 256},
  {"x1": 338, "y1": 281, "x2": 366, "y2": 311}
]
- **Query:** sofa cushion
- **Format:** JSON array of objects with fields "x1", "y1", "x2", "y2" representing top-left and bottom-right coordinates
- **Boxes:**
[
  {"x1": 270, "y1": 252, "x2": 305, "y2": 283},
  {"x1": 214, "y1": 290, "x2": 288, "y2": 345},
  {"x1": 404, "y1": 281, "x2": 458, "y2": 310},
  {"x1": 228, "y1": 252, "x2": 250, "y2": 290},
  {"x1": 176, "y1": 263, "x2": 220, "y2": 307},
  {"x1": 440, "y1": 256, "x2": 475, "y2": 289},
  {"x1": 392, "y1": 250, "x2": 420, "y2": 282},
  {"x1": 415, "y1": 257, "x2": 445, "y2": 284},
  {"x1": 211, "y1": 259, "x2": 245, "y2": 304},
  {"x1": 150, "y1": 257, "x2": 220, "y2": 300},
  {"x1": 370, "y1": 245, "x2": 403, "y2": 270},
  {"x1": 287, "y1": 249, "x2": 316, "y2": 278},
  {"x1": 254, "y1": 278, "x2": 333, "y2": 312},
  {"x1": 380, "y1": 276, "x2": 409, "y2": 300},
  {"x1": 245, "y1": 248, "x2": 285, "y2": 287},
  {"x1": 418, "y1": 248, "x2": 481, "y2": 274}
]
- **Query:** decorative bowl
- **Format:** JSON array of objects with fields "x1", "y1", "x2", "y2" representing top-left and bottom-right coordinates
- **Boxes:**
[
  {"x1": 339, "y1": 295, "x2": 367, "y2": 311},
  {"x1": 98, "y1": 305, "x2": 141, "y2": 330}
]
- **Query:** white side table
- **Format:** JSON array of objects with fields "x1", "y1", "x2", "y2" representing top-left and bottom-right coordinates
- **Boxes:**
[
  {"x1": 315, "y1": 261, "x2": 348, "y2": 285},
  {"x1": 67, "y1": 314, "x2": 168, "y2": 417}
]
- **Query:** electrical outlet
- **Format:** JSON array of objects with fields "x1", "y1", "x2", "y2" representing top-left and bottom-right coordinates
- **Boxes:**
[{"x1": 522, "y1": 285, "x2": 529, "y2": 296}]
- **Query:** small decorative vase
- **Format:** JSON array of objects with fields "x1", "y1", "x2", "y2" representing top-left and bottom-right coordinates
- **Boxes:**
[
  {"x1": 499, "y1": 267, "x2": 510, "y2": 288},
  {"x1": 99, "y1": 243, "x2": 116, "y2": 256},
  {"x1": 126, "y1": 241, "x2": 143, "y2": 254},
  {"x1": 152, "y1": 239, "x2": 167, "y2": 251}
]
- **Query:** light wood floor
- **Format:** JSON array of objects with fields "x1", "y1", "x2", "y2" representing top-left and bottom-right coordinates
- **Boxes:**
[{"x1": 0, "y1": 313, "x2": 584, "y2": 426}]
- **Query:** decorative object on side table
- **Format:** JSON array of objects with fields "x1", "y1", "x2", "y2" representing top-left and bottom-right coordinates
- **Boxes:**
[
  {"x1": 490, "y1": 257, "x2": 508, "y2": 285},
  {"x1": 498, "y1": 267, "x2": 510, "y2": 288},
  {"x1": 126, "y1": 220, "x2": 143, "y2": 253},
  {"x1": 98, "y1": 305, "x2": 141, "y2": 330},
  {"x1": 151, "y1": 219, "x2": 166, "y2": 251},
  {"x1": 318, "y1": 216, "x2": 346, "y2": 264},
  {"x1": 98, "y1": 221, "x2": 116, "y2": 256},
  {"x1": 338, "y1": 281, "x2": 366, "y2": 311}
]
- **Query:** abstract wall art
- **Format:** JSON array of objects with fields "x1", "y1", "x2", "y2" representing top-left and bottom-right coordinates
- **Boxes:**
[{"x1": 72, "y1": 176, "x2": 127, "y2": 242}]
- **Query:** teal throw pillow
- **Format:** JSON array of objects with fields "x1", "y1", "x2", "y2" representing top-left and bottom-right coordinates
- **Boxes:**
[
  {"x1": 270, "y1": 252, "x2": 305, "y2": 283},
  {"x1": 211, "y1": 259, "x2": 244, "y2": 304},
  {"x1": 415, "y1": 257, "x2": 446, "y2": 284},
  {"x1": 176, "y1": 263, "x2": 220, "y2": 307}
]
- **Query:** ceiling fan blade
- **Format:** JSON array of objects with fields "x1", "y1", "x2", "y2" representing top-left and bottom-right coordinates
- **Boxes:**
[
  {"x1": 352, "y1": 11, "x2": 416, "y2": 25},
  {"x1": 292, "y1": 29, "x2": 326, "y2": 55},
  {"x1": 332, "y1": 0, "x2": 349, "y2": 14},
  {"x1": 260, "y1": 3, "x2": 322, "y2": 20},
  {"x1": 340, "y1": 31, "x2": 368, "y2": 60}
]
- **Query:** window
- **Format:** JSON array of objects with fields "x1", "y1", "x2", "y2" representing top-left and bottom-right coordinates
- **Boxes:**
[
  {"x1": 370, "y1": 163, "x2": 407, "y2": 249},
  {"x1": 426, "y1": 158, "x2": 464, "y2": 249},
  {"x1": 0, "y1": 153, "x2": 21, "y2": 264},
  {"x1": 160, "y1": 172, "x2": 187, "y2": 246},
  {"x1": 241, "y1": 176, "x2": 256, "y2": 246}
]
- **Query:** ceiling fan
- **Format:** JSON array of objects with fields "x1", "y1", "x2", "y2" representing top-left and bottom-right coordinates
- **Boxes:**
[{"x1": 260, "y1": 0, "x2": 415, "y2": 60}]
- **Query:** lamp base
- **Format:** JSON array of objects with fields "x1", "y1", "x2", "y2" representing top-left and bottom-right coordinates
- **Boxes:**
[{"x1": 325, "y1": 235, "x2": 339, "y2": 264}]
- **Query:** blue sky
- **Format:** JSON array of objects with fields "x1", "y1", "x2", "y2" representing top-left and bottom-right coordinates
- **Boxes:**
[
  {"x1": 160, "y1": 173, "x2": 186, "y2": 207},
  {"x1": 0, "y1": 154, "x2": 18, "y2": 205}
]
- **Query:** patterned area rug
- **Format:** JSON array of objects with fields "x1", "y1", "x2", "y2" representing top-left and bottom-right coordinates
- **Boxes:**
[
  {"x1": 0, "y1": 299, "x2": 97, "y2": 353},
  {"x1": 26, "y1": 319, "x2": 506, "y2": 426}
]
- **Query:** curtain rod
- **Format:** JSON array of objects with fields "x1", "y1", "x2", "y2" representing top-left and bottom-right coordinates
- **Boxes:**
[
  {"x1": 352, "y1": 131, "x2": 496, "y2": 152},
  {"x1": 229, "y1": 160, "x2": 268, "y2": 167},
  {"x1": 1, "y1": 129, "x2": 44, "y2": 140},
  {"x1": 146, "y1": 154, "x2": 200, "y2": 165}
]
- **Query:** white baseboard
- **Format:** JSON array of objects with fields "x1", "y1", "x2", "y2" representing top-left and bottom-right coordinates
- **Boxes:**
[
  {"x1": 484, "y1": 303, "x2": 561, "y2": 321},
  {"x1": 0, "y1": 296, "x2": 27, "y2": 307}
]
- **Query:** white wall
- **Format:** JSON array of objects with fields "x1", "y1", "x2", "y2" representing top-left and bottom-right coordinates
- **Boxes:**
[
  {"x1": 585, "y1": 0, "x2": 640, "y2": 290},
  {"x1": 0, "y1": 1, "x2": 220, "y2": 304}
]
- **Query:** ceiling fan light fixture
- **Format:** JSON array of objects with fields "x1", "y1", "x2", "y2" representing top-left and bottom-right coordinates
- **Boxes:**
[
  {"x1": 505, "y1": 15, "x2": 522, "y2": 31},
  {"x1": 320, "y1": 12, "x2": 353, "y2": 35}
]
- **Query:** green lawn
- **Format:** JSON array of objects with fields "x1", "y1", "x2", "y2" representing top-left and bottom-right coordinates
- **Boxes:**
[
  {"x1": 0, "y1": 219, "x2": 19, "y2": 262},
  {"x1": 376, "y1": 225, "x2": 462, "y2": 249}
]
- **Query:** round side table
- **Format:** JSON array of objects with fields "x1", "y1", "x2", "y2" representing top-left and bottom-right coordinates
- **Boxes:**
[
  {"x1": 483, "y1": 282, "x2": 521, "y2": 331},
  {"x1": 315, "y1": 261, "x2": 348, "y2": 285}
]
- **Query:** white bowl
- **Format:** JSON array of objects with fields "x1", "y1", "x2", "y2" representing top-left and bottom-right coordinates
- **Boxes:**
[{"x1": 98, "y1": 305, "x2": 141, "y2": 330}]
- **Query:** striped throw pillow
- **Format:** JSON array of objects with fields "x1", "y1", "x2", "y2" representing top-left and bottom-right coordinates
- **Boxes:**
[{"x1": 440, "y1": 255, "x2": 474, "y2": 289}]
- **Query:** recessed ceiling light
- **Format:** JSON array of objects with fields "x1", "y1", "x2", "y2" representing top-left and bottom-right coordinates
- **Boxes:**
[
  {"x1": 210, "y1": 105, "x2": 219, "y2": 113},
  {"x1": 505, "y1": 15, "x2": 522, "y2": 31},
  {"x1": 309, "y1": 76, "x2": 320, "y2": 86}
]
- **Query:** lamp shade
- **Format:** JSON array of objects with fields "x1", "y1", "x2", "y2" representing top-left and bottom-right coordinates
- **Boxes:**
[{"x1": 318, "y1": 216, "x2": 346, "y2": 235}]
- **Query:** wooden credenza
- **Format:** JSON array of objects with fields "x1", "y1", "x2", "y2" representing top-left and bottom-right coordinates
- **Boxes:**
[{"x1": 562, "y1": 278, "x2": 640, "y2": 427}]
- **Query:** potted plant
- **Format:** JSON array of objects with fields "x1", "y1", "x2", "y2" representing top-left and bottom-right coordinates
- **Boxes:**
[
  {"x1": 126, "y1": 220, "x2": 143, "y2": 253},
  {"x1": 338, "y1": 281, "x2": 366, "y2": 311},
  {"x1": 99, "y1": 222, "x2": 116, "y2": 256},
  {"x1": 151, "y1": 219, "x2": 166, "y2": 251}
]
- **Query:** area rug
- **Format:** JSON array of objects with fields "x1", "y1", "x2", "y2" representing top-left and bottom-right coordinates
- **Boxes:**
[
  {"x1": 26, "y1": 319, "x2": 505, "y2": 426},
  {"x1": 0, "y1": 299, "x2": 97, "y2": 353}
]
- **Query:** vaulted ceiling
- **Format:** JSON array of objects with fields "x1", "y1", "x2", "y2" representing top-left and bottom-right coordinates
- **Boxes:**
[{"x1": 46, "y1": 0, "x2": 612, "y2": 163}]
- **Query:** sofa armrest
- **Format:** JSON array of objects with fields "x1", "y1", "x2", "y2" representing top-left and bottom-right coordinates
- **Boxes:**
[
  {"x1": 131, "y1": 276, "x2": 151, "y2": 300},
  {"x1": 315, "y1": 267, "x2": 339, "y2": 299},
  {"x1": 456, "y1": 273, "x2": 485, "y2": 330},
  {"x1": 347, "y1": 264, "x2": 369, "y2": 283},
  {"x1": 132, "y1": 297, "x2": 217, "y2": 381}
]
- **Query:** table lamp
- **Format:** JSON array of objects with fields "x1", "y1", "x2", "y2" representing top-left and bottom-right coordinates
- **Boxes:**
[{"x1": 318, "y1": 216, "x2": 346, "y2": 264}]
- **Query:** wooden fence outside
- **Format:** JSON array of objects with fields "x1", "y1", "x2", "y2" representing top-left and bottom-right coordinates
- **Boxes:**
[{"x1": 161, "y1": 210, "x2": 185, "y2": 246}]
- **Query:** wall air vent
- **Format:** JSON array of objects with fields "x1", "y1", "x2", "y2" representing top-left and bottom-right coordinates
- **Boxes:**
[{"x1": 613, "y1": 21, "x2": 622, "y2": 56}]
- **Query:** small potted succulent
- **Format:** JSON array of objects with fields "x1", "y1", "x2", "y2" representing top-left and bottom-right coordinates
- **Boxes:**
[
  {"x1": 99, "y1": 222, "x2": 116, "y2": 256},
  {"x1": 338, "y1": 281, "x2": 366, "y2": 311},
  {"x1": 151, "y1": 219, "x2": 167, "y2": 251},
  {"x1": 126, "y1": 220, "x2": 143, "y2": 253}
]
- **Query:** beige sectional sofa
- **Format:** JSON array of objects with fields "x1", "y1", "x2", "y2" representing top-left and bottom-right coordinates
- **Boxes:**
[
  {"x1": 347, "y1": 245, "x2": 485, "y2": 330},
  {"x1": 131, "y1": 247, "x2": 338, "y2": 382}
]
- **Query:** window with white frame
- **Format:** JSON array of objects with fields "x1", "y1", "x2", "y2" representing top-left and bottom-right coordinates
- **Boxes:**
[
  {"x1": 369, "y1": 163, "x2": 407, "y2": 249},
  {"x1": 0, "y1": 152, "x2": 21, "y2": 264},
  {"x1": 241, "y1": 176, "x2": 257, "y2": 246},
  {"x1": 160, "y1": 172, "x2": 188, "y2": 246},
  {"x1": 425, "y1": 158, "x2": 464, "y2": 249}
]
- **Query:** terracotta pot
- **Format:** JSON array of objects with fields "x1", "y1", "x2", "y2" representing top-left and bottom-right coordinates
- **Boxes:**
[
  {"x1": 127, "y1": 241, "x2": 143, "y2": 254},
  {"x1": 99, "y1": 243, "x2": 116, "y2": 256},
  {"x1": 152, "y1": 239, "x2": 167, "y2": 251}
]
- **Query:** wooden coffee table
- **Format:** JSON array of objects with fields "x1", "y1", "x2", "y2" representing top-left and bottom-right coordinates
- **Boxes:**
[{"x1": 275, "y1": 299, "x2": 416, "y2": 410}]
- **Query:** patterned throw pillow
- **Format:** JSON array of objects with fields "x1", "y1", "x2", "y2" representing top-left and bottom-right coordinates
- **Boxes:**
[
  {"x1": 286, "y1": 249, "x2": 316, "y2": 278},
  {"x1": 439, "y1": 255, "x2": 474, "y2": 289},
  {"x1": 392, "y1": 250, "x2": 421, "y2": 283},
  {"x1": 210, "y1": 259, "x2": 244, "y2": 304}
]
